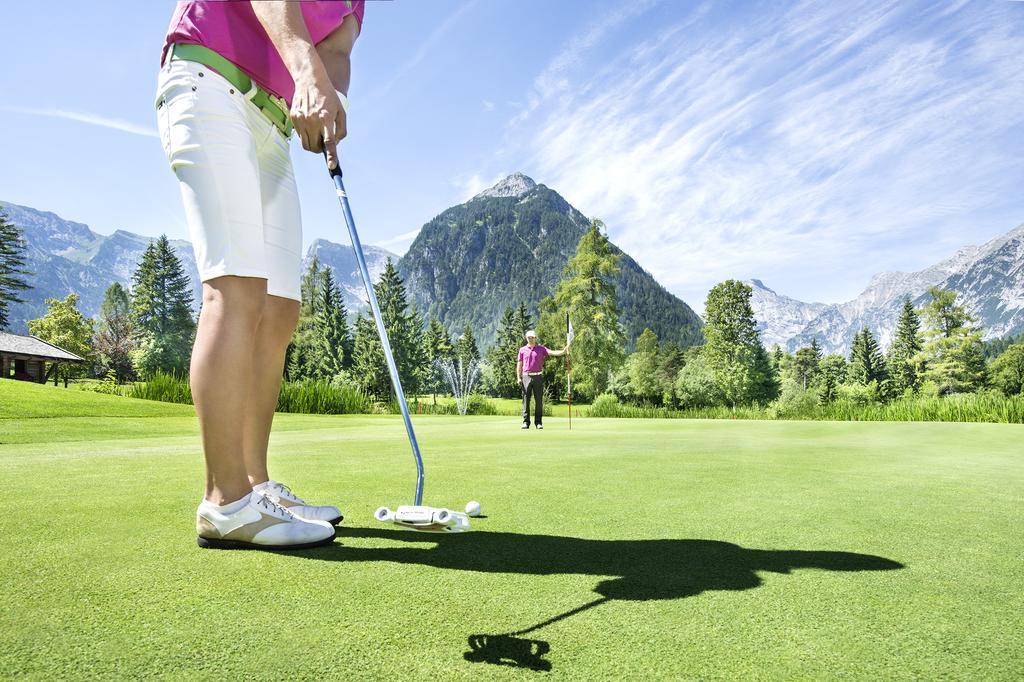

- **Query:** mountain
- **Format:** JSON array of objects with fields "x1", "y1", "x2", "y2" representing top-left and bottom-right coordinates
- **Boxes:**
[
  {"x1": 0, "y1": 201, "x2": 200, "y2": 334},
  {"x1": 303, "y1": 238, "x2": 397, "y2": 313},
  {"x1": 748, "y1": 279, "x2": 827, "y2": 349},
  {"x1": 750, "y1": 224, "x2": 1024, "y2": 354},
  {"x1": 1, "y1": 201, "x2": 396, "y2": 334},
  {"x1": 397, "y1": 173, "x2": 704, "y2": 348}
]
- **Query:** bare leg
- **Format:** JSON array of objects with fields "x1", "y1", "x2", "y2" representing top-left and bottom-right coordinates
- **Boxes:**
[
  {"x1": 190, "y1": 276, "x2": 268, "y2": 505},
  {"x1": 243, "y1": 295, "x2": 300, "y2": 487}
]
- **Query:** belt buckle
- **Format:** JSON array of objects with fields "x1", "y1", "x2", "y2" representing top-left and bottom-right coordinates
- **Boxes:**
[{"x1": 267, "y1": 93, "x2": 292, "y2": 137}]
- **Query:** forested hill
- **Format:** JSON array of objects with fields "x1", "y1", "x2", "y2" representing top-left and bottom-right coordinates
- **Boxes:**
[{"x1": 397, "y1": 173, "x2": 703, "y2": 348}]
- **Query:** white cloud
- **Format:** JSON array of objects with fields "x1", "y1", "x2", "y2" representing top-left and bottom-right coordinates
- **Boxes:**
[
  {"x1": 1, "y1": 106, "x2": 158, "y2": 138},
  {"x1": 452, "y1": 172, "x2": 505, "y2": 202},
  {"x1": 373, "y1": 228, "x2": 421, "y2": 255},
  {"x1": 481, "y1": 99, "x2": 496, "y2": 112},
  {"x1": 495, "y1": 0, "x2": 1024, "y2": 307}
]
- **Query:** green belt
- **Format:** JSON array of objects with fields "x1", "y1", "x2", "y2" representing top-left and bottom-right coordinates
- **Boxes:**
[{"x1": 170, "y1": 43, "x2": 293, "y2": 138}]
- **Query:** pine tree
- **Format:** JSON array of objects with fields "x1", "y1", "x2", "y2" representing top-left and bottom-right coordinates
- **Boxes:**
[
  {"x1": 702, "y1": 280, "x2": 770, "y2": 408},
  {"x1": 537, "y1": 220, "x2": 626, "y2": 399},
  {"x1": 655, "y1": 341, "x2": 686, "y2": 407},
  {"x1": 351, "y1": 260, "x2": 423, "y2": 399},
  {"x1": 514, "y1": 303, "x2": 533, "y2": 341},
  {"x1": 130, "y1": 235, "x2": 195, "y2": 378},
  {"x1": 486, "y1": 306, "x2": 524, "y2": 398},
  {"x1": 309, "y1": 267, "x2": 350, "y2": 379},
  {"x1": 351, "y1": 314, "x2": 390, "y2": 399},
  {"x1": 848, "y1": 327, "x2": 888, "y2": 387},
  {"x1": 887, "y1": 297, "x2": 923, "y2": 395},
  {"x1": 27, "y1": 294, "x2": 94, "y2": 380},
  {"x1": 454, "y1": 324, "x2": 481, "y2": 365},
  {"x1": 749, "y1": 343, "x2": 780, "y2": 404},
  {"x1": 623, "y1": 328, "x2": 662, "y2": 403},
  {"x1": 0, "y1": 209, "x2": 32, "y2": 331},
  {"x1": 422, "y1": 316, "x2": 454, "y2": 401},
  {"x1": 94, "y1": 283, "x2": 135, "y2": 381},
  {"x1": 769, "y1": 344, "x2": 785, "y2": 375},
  {"x1": 916, "y1": 287, "x2": 986, "y2": 394},
  {"x1": 792, "y1": 339, "x2": 822, "y2": 389},
  {"x1": 287, "y1": 256, "x2": 325, "y2": 380},
  {"x1": 990, "y1": 343, "x2": 1024, "y2": 396},
  {"x1": 816, "y1": 354, "x2": 848, "y2": 402}
]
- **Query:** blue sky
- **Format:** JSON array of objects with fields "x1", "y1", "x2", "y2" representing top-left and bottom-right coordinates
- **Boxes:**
[{"x1": 1, "y1": 0, "x2": 1022, "y2": 311}]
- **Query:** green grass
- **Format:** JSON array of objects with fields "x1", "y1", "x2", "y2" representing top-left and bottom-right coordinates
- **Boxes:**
[{"x1": 2, "y1": 380, "x2": 1022, "y2": 679}]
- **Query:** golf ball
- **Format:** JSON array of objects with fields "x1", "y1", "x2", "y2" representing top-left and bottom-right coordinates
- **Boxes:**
[{"x1": 465, "y1": 500, "x2": 482, "y2": 517}]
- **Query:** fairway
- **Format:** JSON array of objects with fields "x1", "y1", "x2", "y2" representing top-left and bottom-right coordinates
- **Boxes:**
[{"x1": 2, "y1": 382, "x2": 1022, "y2": 679}]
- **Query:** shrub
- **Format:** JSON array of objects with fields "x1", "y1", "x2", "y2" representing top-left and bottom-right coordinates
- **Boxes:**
[
  {"x1": 766, "y1": 379, "x2": 820, "y2": 419},
  {"x1": 466, "y1": 394, "x2": 498, "y2": 415},
  {"x1": 674, "y1": 356, "x2": 722, "y2": 409},
  {"x1": 836, "y1": 381, "x2": 882, "y2": 406},
  {"x1": 589, "y1": 393, "x2": 624, "y2": 418},
  {"x1": 79, "y1": 370, "x2": 122, "y2": 395}
]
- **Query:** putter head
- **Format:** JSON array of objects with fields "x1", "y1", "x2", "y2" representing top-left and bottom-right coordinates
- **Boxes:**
[{"x1": 374, "y1": 505, "x2": 470, "y2": 533}]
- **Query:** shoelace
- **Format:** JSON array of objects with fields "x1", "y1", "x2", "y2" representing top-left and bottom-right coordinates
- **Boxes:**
[
  {"x1": 256, "y1": 493, "x2": 295, "y2": 519},
  {"x1": 271, "y1": 482, "x2": 307, "y2": 505}
]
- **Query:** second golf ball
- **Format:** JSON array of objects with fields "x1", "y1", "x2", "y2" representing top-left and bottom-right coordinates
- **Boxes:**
[{"x1": 465, "y1": 500, "x2": 482, "y2": 517}]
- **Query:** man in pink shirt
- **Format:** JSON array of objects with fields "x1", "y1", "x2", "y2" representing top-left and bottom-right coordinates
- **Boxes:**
[
  {"x1": 517, "y1": 330, "x2": 570, "y2": 430},
  {"x1": 155, "y1": 2, "x2": 364, "y2": 550}
]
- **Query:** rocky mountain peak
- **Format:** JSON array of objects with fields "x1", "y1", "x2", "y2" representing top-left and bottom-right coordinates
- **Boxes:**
[{"x1": 475, "y1": 173, "x2": 538, "y2": 199}]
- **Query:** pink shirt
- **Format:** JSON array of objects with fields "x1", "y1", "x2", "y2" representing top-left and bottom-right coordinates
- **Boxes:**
[
  {"x1": 162, "y1": 1, "x2": 365, "y2": 105},
  {"x1": 518, "y1": 345, "x2": 550, "y2": 374}
]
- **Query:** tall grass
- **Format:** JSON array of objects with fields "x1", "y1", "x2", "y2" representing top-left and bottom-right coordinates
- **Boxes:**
[
  {"x1": 126, "y1": 372, "x2": 192, "y2": 405},
  {"x1": 116, "y1": 373, "x2": 1024, "y2": 423},
  {"x1": 816, "y1": 392, "x2": 1024, "y2": 424},
  {"x1": 402, "y1": 394, "x2": 498, "y2": 416},
  {"x1": 585, "y1": 392, "x2": 1024, "y2": 423},
  {"x1": 275, "y1": 380, "x2": 372, "y2": 415},
  {"x1": 126, "y1": 372, "x2": 373, "y2": 415}
]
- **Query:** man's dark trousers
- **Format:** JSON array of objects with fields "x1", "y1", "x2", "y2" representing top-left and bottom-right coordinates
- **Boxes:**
[{"x1": 522, "y1": 373, "x2": 544, "y2": 426}]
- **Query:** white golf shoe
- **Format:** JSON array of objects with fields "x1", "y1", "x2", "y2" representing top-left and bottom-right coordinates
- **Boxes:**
[
  {"x1": 196, "y1": 492, "x2": 335, "y2": 550},
  {"x1": 255, "y1": 480, "x2": 343, "y2": 525}
]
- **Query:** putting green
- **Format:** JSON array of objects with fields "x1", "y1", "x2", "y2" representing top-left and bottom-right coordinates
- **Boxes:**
[{"x1": 1, "y1": 381, "x2": 1022, "y2": 679}]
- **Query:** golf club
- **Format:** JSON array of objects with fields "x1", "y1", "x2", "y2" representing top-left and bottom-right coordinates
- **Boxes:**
[{"x1": 325, "y1": 156, "x2": 469, "y2": 533}]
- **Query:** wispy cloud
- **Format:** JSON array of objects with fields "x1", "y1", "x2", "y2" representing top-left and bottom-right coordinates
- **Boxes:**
[
  {"x1": 481, "y1": 99, "x2": 496, "y2": 112},
  {"x1": 0, "y1": 105, "x2": 158, "y2": 138},
  {"x1": 452, "y1": 171, "x2": 505, "y2": 202},
  {"x1": 373, "y1": 227, "x2": 421, "y2": 254},
  {"x1": 510, "y1": 0, "x2": 665, "y2": 127},
  {"x1": 492, "y1": 0, "x2": 1024, "y2": 308},
  {"x1": 364, "y1": 0, "x2": 479, "y2": 102}
]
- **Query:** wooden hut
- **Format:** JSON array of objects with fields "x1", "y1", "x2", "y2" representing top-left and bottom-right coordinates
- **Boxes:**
[{"x1": 0, "y1": 332, "x2": 85, "y2": 384}]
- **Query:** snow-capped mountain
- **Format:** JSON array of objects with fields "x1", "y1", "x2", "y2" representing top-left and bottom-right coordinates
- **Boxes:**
[
  {"x1": 751, "y1": 223, "x2": 1024, "y2": 354},
  {"x1": 303, "y1": 238, "x2": 397, "y2": 313},
  {"x1": 1, "y1": 201, "x2": 200, "y2": 334},
  {"x1": 748, "y1": 279, "x2": 827, "y2": 349},
  {"x1": 1, "y1": 200, "x2": 396, "y2": 332},
  {"x1": 474, "y1": 172, "x2": 537, "y2": 199}
]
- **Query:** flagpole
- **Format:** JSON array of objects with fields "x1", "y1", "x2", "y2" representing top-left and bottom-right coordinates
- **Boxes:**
[
  {"x1": 567, "y1": 353, "x2": 572, "y2": 430},
  {"x1": 566, "y1": 313, "x2": 572, "y2": 431}
]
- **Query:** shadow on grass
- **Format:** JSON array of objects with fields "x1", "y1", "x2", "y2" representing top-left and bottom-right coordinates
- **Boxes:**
[{"x1": 297, "y1": 528, "x2": 903, "y2": 672}]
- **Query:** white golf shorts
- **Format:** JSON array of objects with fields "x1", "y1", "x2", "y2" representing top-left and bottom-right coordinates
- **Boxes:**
[{"x1": 155, "y1": 58, "x2": 302, "y2": 301}]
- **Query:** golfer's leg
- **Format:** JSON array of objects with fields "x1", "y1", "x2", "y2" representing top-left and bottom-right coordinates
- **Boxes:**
[
  {"x1": 535, "y1": 376, "x2": 544, "y2": 425},
  {"x1": 190, "y1": 277, "x2": 267, "y2": 504},
  {"x1": 239, "y1": 123, "x2": 347, "y2": 527},
  {"x1": 160, "y1": 61, "x2": 270, "y2": 505},
  {"x1": 242, "y1": 295, "x2": 300, "y2": 485},
  {"x1": 522, "y1": 376, "x2": 532, "y2": 425}
]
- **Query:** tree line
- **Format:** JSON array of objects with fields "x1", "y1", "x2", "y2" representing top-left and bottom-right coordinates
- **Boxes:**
[{"x1": 3, "y1": 207, "x2": 1023, "y2": 405}]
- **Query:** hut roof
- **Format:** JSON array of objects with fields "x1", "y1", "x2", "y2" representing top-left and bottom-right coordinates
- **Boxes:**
[{"x1": 0, "y1": 332, "x2": 85, "y2": 362}]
